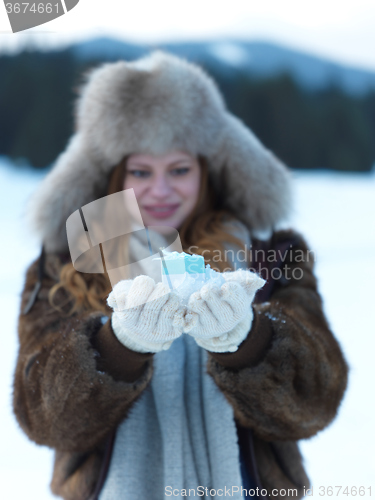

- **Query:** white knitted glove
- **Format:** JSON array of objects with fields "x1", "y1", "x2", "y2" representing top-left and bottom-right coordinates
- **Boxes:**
[
  {"x1": 107, "y1": 275, "x2": 188, "y2": 353},
  {"x1": 184, "y1": 269, "x2": 265, "y2": 353}
]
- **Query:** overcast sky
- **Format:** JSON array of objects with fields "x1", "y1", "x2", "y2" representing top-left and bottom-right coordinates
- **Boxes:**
[{"x1": 1, "y1": 0, "x2": 375, "y2": 72}]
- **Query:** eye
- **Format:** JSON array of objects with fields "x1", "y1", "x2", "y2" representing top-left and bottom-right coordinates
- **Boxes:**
[
  {"x1": 170, "y1": 166, "x2": 190, "y2": 176},
  {"x1": 127, "y1": 169, "x2": 151, "y2": 178}
]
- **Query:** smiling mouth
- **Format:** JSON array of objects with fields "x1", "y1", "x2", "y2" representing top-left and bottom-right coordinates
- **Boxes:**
[{"x1": 143, "y1": 204, "x2": 180, "y2": 218}]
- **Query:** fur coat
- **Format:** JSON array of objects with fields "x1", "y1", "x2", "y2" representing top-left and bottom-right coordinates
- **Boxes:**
[{"x1": 13, "y1": 228, "x2": 348, "y2": 499}]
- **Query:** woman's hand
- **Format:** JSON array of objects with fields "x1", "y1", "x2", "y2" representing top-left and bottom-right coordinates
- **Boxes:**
[
  {"x1": 107, "y1": 275, "x2": 187, "y2": 353},
  {"x1": 184, "y1": 269, "x2": 265, "y2": 352}
]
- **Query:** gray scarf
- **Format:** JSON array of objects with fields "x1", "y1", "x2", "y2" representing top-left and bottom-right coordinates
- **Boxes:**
[{"x1": 99, "y1": 221, "x2": 251, "y2": 500}]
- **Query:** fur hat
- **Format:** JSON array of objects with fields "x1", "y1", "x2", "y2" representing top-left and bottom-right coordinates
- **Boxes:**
[{"x1": 28, "y1": 51, "x2": 293, "y2": 253}]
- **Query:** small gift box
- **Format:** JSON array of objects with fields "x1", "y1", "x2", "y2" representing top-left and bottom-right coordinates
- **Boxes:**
[
  {"x1": 159, "y1": 251, "x2": 205, "y2": 289},
  {"x1": 155, "y1": 250, "x2": 225, "y2": 305}
]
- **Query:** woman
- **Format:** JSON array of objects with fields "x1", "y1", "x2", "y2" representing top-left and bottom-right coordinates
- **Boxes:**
[{"x1": 13, "y1": 51, "x2": 348, "y2": 500}]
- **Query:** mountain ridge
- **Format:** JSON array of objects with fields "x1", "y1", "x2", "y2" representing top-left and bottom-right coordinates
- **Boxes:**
[{"x1": 72, "y1": 37, "x2": 375, "y2": 95}]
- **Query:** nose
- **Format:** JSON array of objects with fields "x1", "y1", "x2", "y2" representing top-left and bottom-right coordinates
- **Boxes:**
[{"x1": 149, "y1": 173, "x2": 172, "y2": 198}]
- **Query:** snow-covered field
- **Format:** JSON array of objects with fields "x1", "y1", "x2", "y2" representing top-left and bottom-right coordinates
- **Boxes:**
[{"x1": 0, "y1": 157, "x2": 374, "y2": 499}]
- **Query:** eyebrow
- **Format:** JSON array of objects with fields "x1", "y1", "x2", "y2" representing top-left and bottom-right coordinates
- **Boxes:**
[
  {"x1": 127, "y1": 160, "x2": 193, "y2": 168},
  {"x1": 168, "y1": 161, "x2": 193, "y2": 167},
  {"x1": 126, "y1": 163, "x2": 151, "y2": 168}
]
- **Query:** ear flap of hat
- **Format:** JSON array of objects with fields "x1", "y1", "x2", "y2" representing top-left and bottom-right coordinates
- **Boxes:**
[
  {"x1": 212, "y1": 114, "x2": 294, "y2": 235},
  {"x1": 27, "y1": 134, "x2": 109, "y2": 253}
]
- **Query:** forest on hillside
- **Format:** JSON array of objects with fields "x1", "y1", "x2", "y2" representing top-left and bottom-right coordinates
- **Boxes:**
[{"x1": 1, "y1": 47, "x2": 375, "y2": 171}]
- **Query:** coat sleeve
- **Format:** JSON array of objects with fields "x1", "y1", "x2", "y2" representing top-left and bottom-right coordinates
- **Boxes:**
[
  {"x1": 206, "y1": 229, "x2": 349, "y2": 442},
  {"x1": 12, "y1": 254, "x2": 154, "y2": 453}
]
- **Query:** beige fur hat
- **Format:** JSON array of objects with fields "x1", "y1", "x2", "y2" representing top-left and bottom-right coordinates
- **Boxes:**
[{"x1": 28, "y1": 50, "x2": 293, "y2": 253}]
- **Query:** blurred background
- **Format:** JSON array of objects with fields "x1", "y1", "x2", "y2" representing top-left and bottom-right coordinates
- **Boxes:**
[{"x1": 1, "y1": 1, "x2": 374, "y2": 498}]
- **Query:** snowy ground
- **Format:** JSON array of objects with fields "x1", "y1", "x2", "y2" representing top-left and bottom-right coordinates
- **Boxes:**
[{"x1": 0, "y1": 157, "x2": 374, "y2": 499}]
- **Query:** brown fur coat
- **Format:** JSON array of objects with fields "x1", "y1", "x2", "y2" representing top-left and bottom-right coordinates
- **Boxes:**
[{"x1": 13, "y1": 228, "x2": 348, "y2": 500}]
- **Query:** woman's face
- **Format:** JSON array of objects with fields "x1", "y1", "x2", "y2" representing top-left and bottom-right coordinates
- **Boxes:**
[{"x1": 123, "y1": 151, "x2": 201, "y2": 230}]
